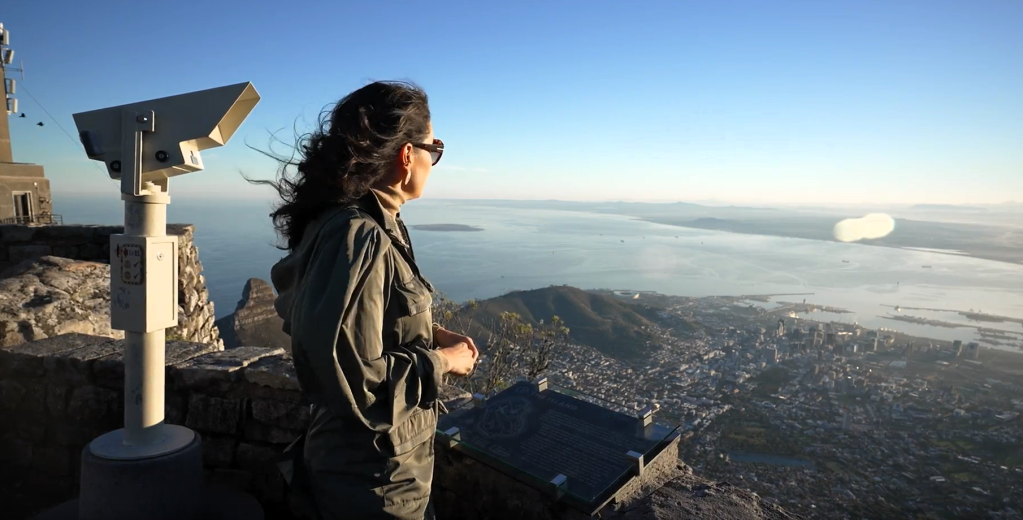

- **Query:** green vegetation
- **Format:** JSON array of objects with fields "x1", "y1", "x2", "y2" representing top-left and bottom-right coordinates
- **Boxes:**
[
  {"x1": 1006, "y1": 453, "x2": 1023, "y2": 466},
  {"x1": 823, "y1": 460, "x2": 846, "y2": 474},
  {"x1": 715, "y1": 408, "x2": 804, "y2": 457},
  {"x1": 928, "y1": 437, "x2": 981, "y2": 453},
  {"x1": 950, "y1": 472, "x2": 975, "y2": 483},
  {"x1": 433, "y1": 295, "x2": 570, "y2": 395},
  {"x1": 750, "y1": 366, "x2": 792, "y2": 398}
]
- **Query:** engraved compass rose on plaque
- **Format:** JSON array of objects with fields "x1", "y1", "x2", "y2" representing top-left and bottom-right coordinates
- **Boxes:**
[{"x1": 476, "y1": 396, "x2": 531, "y2": 439}]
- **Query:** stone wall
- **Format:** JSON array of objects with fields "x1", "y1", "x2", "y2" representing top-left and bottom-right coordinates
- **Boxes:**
[
  {"x1": 0, "y1": 223, "x2": 222, "y2": 348},
  {"x1": 0, "y1": 333, "x2": 301, "y2": 520}
]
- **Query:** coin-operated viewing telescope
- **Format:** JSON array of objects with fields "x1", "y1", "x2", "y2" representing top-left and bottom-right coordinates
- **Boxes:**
[
  {"x1": 74, "y1": 82, "x2": 259, "y2": 195},
  {"x1": 56, "y1": 83, "x2": 261, "y2": 520}
]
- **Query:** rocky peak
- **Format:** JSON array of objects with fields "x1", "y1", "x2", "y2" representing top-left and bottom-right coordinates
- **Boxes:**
[
  {"x1": 238, "y1": 277, "x2": 276, "y2": 311},
  {"x1": 214, "y1": 278, "x2": 289, "y2": 351}
]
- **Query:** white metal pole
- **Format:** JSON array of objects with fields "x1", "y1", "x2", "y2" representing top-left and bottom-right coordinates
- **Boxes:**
[{"x1": 122, "y1": 187, "x2": 168, "y2": 447}]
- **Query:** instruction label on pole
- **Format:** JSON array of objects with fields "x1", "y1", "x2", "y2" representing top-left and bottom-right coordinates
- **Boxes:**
[{"x1": 117, "y1": 244, "x2": 145, "y2": 285}]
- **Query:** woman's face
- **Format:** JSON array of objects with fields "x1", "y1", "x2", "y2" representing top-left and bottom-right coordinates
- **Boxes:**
[{"x1": 402, "y1": 122, "x2": 437, "y2": 200}]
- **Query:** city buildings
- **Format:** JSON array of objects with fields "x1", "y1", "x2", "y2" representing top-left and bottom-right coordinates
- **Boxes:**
[{"x1": 498, "y1": 293, "x2": 1023, "y2": 519}]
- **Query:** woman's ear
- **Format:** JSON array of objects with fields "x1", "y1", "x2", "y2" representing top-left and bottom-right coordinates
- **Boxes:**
[
  {"x1": 383, "y1": 144, "x2": 414, "y2": 185},
  {"x1": 400, "y1": 143, "x2": 413, "y2": 169}
]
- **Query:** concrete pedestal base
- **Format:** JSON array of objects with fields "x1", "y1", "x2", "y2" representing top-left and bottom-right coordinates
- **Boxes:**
[
  {"x1": 32, "y1": 483, "x2": 264, "y2": 520},
  {"x1": 32, "y1": 430, "x2": 264, "y2": 520},
  {"x1": 79, "y1": 429, "x2": 205, "y2": 519}
]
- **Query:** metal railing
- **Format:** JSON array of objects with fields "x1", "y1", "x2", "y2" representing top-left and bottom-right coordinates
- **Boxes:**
[{"x1": 0, "y1": 213, "x2": 63, "y2": 225}]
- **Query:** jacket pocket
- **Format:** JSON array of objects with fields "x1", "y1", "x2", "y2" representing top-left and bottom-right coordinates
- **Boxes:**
[
  {"x1": 388, "y1": 407, "x2": 437, "y2": 457},
  {"x1": 395, "y1": 279, "x2": 432, "y2": 317}
]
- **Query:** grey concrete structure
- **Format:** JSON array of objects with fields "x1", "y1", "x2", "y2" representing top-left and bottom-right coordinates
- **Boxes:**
[{"x1": 1, "y1": 63, "x2": 53, "y2": 224}]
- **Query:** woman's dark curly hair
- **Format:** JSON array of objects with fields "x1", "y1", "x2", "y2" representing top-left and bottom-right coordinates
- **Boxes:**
[{"x1": 250, "y1": 81, "x2": 431, "y2": 250}]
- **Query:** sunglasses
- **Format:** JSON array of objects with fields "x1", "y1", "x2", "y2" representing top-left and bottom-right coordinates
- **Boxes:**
[{"x1": 412, "y1": 139, "x2": 444, "y2": 166}]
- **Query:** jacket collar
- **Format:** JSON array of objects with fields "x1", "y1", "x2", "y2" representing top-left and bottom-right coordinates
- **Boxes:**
[
  {"x1": 355, "y1": 190, "x2": 403, "y2": 241},
  {"x1": 352, "y1": 191, "x2": 433, "y2": 292}
]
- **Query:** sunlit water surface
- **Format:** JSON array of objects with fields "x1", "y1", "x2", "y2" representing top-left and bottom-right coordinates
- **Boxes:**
[{"x1": 55, "y1": 197, "x2": 1023, "y2": 350}]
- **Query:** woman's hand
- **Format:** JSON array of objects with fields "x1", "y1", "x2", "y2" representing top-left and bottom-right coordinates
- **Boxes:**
[
  {"x1": 438, "y1": 342, "x2": 476, "y2": 376},
  {"x1": 434, "y1": 326, "x2": 479, "y2": 359},
  {"x1": 434, "y1": 326, "x2": 479, "y2": 376}
]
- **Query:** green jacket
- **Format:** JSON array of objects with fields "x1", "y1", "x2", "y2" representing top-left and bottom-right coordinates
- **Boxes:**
[{"x1": 271, "y1": 192, "x2": 446, "y2": 520}]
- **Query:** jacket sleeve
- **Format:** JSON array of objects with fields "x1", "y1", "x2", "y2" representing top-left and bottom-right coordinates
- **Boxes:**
[{"x1": 291, "y1": 218, "x2": 449, "y2": 433}]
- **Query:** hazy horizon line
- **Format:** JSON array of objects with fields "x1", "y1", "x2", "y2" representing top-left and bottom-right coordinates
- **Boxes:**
[{"x1": 50, "y1": 190, "x2": 1020, "y2": 209}]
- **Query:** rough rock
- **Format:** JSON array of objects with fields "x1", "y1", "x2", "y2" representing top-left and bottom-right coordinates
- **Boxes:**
[
  {"x1": 614, "y1": 465, "x2": 801, "y2": 520},
  {"x1": 0, "y1": 257, "x2": 123, "y2": 347},
  {"x1": 244, "y1": 354, "x2": 300, "y2": 391},
  {"x1": 1, "y1": 224, "x2": 223, "y2": 349},
  {"x1": 214, "y1": 278, "x2": 290, "y2": 351},
  {"x1": 0, "y1": 253, "x2": 224, "y2": 350},
  {"x1": 439, "y1": 383, "x2": 472, "y2": 410}
]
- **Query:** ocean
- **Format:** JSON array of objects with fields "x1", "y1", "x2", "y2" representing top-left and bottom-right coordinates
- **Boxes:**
[{"x1": 54, "y1": 195, "x2": 1023, "y2": 349}]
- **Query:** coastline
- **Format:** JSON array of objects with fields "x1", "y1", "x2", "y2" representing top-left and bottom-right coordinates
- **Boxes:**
[{"x1": 591, "y1": 288, "x2": 1023, "y2": 355}]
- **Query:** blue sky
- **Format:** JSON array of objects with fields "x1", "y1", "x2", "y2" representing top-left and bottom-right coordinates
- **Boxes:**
[{"x1": 2, "y1": 0, "x2": 1021, "y2": 204}]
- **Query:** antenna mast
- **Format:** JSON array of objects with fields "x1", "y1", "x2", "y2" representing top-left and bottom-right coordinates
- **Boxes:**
[
  {"x1": 1, "y1": 21, "x2": 21, "y2": 163},
  {"x1": 1, "y1": 21, "x2": 25, "y2": 116}
]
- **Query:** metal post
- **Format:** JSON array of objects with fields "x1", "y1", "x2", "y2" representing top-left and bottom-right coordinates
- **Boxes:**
[
  {"x1": 122, "y1": 187, "x2": 168, "y2": 447},
  {"x1": 639, "y1": 405, "x2": 656, "y2": 427},
  {"x1": 549, "y1": 474, "x2": 568, "y2": 500},
  {"x1": 472, "y1": 393, "x2": 487, "y2": 408},
  {"x1": 441, "y1": 426, "x2": 461, "y2": 449},
  {"x1": 626, "y1": 450, "x2": 645, "y2": 476}
]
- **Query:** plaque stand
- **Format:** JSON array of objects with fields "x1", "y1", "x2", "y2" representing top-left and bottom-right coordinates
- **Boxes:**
[
  {"x1": 549, "y1": 474, "x2": 568, "y2": 500},
  {"x1": 638, "y1": 405, "x2": 656, "y2": 427},
  {"x1": 441, "y1": 427, "x2": 461, "y2": 449},
  {"x1": 626, "y1": 450, "x2": 645, "y2": 476},
  {"x1": 435, "y1": 381, "x2": 681, "y2": 517}
]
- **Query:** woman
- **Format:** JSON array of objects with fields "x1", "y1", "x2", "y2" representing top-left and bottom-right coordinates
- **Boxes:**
[{"x1": 262, "y1": 81, "x2": 479, "y2": 520}]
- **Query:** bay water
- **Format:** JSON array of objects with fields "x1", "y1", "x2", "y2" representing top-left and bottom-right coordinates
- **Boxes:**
[{"x1": 54, "y1": 195, "x2": 1023, "y2": 349}]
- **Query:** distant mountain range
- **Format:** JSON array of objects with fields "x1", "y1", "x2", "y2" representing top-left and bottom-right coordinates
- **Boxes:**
[
  {"x1": 910, "y1": 204, "x2": 991, "y2": 212},
  {"x1": 461, "y1": 285, "x2": 666, "y2": 361}
]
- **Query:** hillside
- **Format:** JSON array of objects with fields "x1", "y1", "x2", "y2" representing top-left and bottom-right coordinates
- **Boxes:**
[{"x1": 463, "y1": 285, "x2": 661, "y2": 361}]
